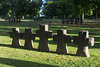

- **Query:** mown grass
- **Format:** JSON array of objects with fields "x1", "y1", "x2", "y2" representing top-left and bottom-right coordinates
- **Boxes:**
[{"x1": 0, "y1": 19, "x2": 100, "y2": 67}]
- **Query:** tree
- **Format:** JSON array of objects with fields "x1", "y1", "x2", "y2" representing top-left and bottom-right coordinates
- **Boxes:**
[
  {"x1": 0, "y1": 0, "x2": 10, "y2": 18},
  {"x1": 43, "y1": 0, "x2": 74, "y2": 18},
  {"x1": 73, "y1": 0, "x2": 100, "y2": 19},
  {"x1": 0, "y1": 0, "x2": 42, "y2": 19},
  {"x1": 92, "y1": 0, "x2": 100, "y2": 19}
]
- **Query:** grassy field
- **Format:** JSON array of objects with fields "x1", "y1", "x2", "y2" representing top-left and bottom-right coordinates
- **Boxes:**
[{"x1": 0, "y1": 19, "x2": 100, "y2": 67}]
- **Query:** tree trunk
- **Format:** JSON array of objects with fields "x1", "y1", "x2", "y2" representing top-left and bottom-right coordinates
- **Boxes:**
[
  {"x1": 22, "y1": 16, "x2": 24, "y2": 19},
  {"x1": 82, "y1": 13, "x2": 84, "y2": 20},
  {"x1": 96, "y1": 11, "x2": 98, "y2": 20}
]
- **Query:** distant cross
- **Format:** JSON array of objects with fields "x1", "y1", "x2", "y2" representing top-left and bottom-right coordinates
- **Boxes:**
[
  {"x1": 75, "y1": 18, "x2": 78, "y2": 25},
  {"x1": 53, "y1": 29, "x2": 71, "y2": 54},
  {"x1": 21, "y1": 28, "x2": 35, "y2": 49},
  {"x1": 80, "y1": 18, "x2": 83, "y2": 24},
  {"x1": 61, "y1": 19, "x2": 66, "y2": 25},
  {"x1": 73, "y1": 30, "x2": 94, "y2": 57},
  {"x1": 70, "y1": 18, "x2": 74, "y2": 24},
  {"x1": 66, "y1": 18, "x2": 69, "y2": 24},
  {"x1": 36, "y1": 24, "x2": 52, "y2": 51},
  {"x1": 9, "y1": 19, "x2": 11, "y2": 23},
  {"x1": 9, "y1": 28, "x2": 21, "y2": 47}
]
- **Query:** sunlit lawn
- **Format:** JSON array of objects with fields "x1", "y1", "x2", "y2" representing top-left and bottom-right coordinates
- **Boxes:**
[{"x1": 0, "y1": 19, "x2": 100, "y2": 67}]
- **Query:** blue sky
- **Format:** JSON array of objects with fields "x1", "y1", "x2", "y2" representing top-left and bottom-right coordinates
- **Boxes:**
[
  {"x1": 42, "y1": 0, "x2": 46, "y2": 4},
  {"x1": 40, "y1": 0, "x2": 46, "y2": 17}
]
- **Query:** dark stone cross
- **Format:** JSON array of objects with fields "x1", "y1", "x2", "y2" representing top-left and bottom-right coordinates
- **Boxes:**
[
  {"x1": 70, "y1": 18, "x2": 74, "y2": 24},
  {"x1": 36, "y1": 24, "x2": 52, "y2": 51},
  {"x1": 73, "y1": 30, "x2": 94, "y2": 57},
  {"x1": 21, "y1": 28, "x2": 35, "y2": 49},
  {"x1": 53, "y1": 29, "x2": 71, "y2": 54},
  {"x1": 61, "y1": 19, "x2": 66, "y2": 25},
  {"x1": 9, "y1": 28, "x2": 21, "y2": 47},
  {"x1": 66, "y1": 18, "x2": 69, "y2": 24},
  {"x1": 75, "y1": 18, "x2": 78, "y2": 25},
  {"x1": 80, "y1": 18, "x2": 83, "y2": 24}
]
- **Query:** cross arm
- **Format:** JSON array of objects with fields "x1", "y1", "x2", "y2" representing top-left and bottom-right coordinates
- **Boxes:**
[
  {"x1": 85, "y1": 37, "x2": 94, "y2": 46},
  {"x1": 73, "y1": 36, "x2": 80, "y2": 45},
  {"x1": 9, "y1": 32, "x2": 21, "y2": 39},
  {"x1": 64, "y1": 35, "x2": 72, "y2": 43},
  {"x1": 45, "y1": 30, "x2": 52, "y2": 38},
  {"x1": 20, "y1": 33, "x2": 35, "y2": 40}
]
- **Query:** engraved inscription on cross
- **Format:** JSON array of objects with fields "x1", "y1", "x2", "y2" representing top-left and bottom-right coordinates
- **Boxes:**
[
  {"x1": 21, "y1": 28, "x2": 35, "y2": 49},
  {"x1": 53, "y1": 29, "x2": 71, "y2": 54},
  {"x1": 9, "y1": 28, "x2": 21, "y2": 47},
  {"x1": 36, "y1": 24, "x2": 52, "y2": 51},
  {"x1": 73, "y1": 30, "x2": 94, "y2": 57}
]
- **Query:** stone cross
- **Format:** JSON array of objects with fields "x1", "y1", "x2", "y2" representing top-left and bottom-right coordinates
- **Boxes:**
[
  {"x1": 66, "y1": 18, "x2": 69, "y2": 24},
  {"x1": 61, "y1": 19, "x2": 66, "y2": 25},
  {"x1": 9, "y1": 28, "x2": 21, "y2": 47},
  {"x1": 36, "y1": 24, "x2": 52, "y2": 51},
  {"x1": 70, "y1": 18, "x2": 74, "y2": 24},
  {"x1": 21, "y1": 28, "x2": 35, "y2": 49},
  {"x1": 53, "y1": 29, "x2": 71, "y2": 54},
  {"x1": 75, "y1": 18, "x2": 78, "y2": 25},
  {"x1": 80, "y1": 18, "x2": 83, "y2": 24},
  {"x1": 73, "y1": 30, "x2": 94, "y2": 57}
]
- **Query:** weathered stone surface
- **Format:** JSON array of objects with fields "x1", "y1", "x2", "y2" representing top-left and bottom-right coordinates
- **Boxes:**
[
  {"x1": 21, "y1": 28, "x2": 35, "y2": 49},
  {"x1": 73, "y1": 30, "x2": 94, "y2": 57},
  {"x1": 9, "y1": 28, "x2": 21, "y2": 47},
  {"x1": 53, "y1": 29, "x2": 71, "y2": 54},
  {"x1": 36, "y1": 24, "x2": 52, "y2": 51}
]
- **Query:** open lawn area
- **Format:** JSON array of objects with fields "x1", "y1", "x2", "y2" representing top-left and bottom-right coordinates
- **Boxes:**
[{"x1": 0, "y1": 19, "x2": 100, "y2": 67}]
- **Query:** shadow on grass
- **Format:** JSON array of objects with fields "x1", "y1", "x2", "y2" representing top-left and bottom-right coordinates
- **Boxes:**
[
  {"x1": 0, "y1": 44, "x2": 76, "y2": 56},
  {"x1": 0, "y1": 57, "x2": 58, "y2": 67}
]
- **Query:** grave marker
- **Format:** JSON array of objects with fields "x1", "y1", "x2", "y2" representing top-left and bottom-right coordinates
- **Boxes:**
[
  {"x1": 70, "y1": 18, "x2": 74, "y2": 24},
  {"x1": 21, "y1": 28, "x2": 35, "y2": 49},
  {"x1": 61, "y1": 19, "x2": 66, "y2": 25},
  {"x1": 53, "y1": 29, "x2": 71, "y2": 54},
  {"x1": 75, "y1": 18, "x2": 78, "y2": 25},
  {"x1": 9, "y1": 28, "x2": 21, "y2": 47},
  {"x1": 80, "y1": 18, "x2": 83, "y2": 24},
  {"x1": 73, "y1": 30, "x2": 94, "y2": 57},
  {"x1": 36, "y1": 24, "x2": 52, "y2": 51},
  {"x1": 66, "y1": 18, "x2": 69, "y2": 24}
]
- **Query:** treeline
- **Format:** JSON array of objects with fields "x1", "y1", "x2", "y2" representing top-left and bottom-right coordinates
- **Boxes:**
[
  {"x1": 0, "y1": 0, "x2": 100, "y2": 19},
  {"x1": 0, "y1": 0, "x2": 42, "y2": 19},
  {"x1": 42, "y1": 0, "x2": 100, "y2": 19}
]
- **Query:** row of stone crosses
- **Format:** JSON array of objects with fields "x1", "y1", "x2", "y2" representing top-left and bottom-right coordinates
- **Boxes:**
[
  {"x1": 5, "y1": 18, "x2": 21, "y2": 23},
  {"x1": 9, "y1": 24, "x2": 94, "y2": 57},
  {"x1": 61, "y1": 18, "x2": 83, "y2": 25}
]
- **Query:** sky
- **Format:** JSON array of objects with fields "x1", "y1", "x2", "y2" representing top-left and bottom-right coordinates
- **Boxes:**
[
  {"x1": 40, "y1": 0, "x2": 46, "y2": 17},
  {"x1": 42, "y1": 0, "x2": 46, "y2": 4}
]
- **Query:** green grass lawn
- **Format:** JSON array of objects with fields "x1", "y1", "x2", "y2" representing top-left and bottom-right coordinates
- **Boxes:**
[{"x1": 0, "y1": 19, "x2": 100, "y2": 67}]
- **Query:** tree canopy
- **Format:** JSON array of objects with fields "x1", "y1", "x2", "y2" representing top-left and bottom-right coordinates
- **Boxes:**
[
  {"x1": 43, "y1": 0, "x2": 100, "y2": 18},
  {"x1": 0, "y1": 0, "x2": 42, "y2": 19},
  {"x1": 0, "y1": 0, "x2": 100, "y2": 19}
]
